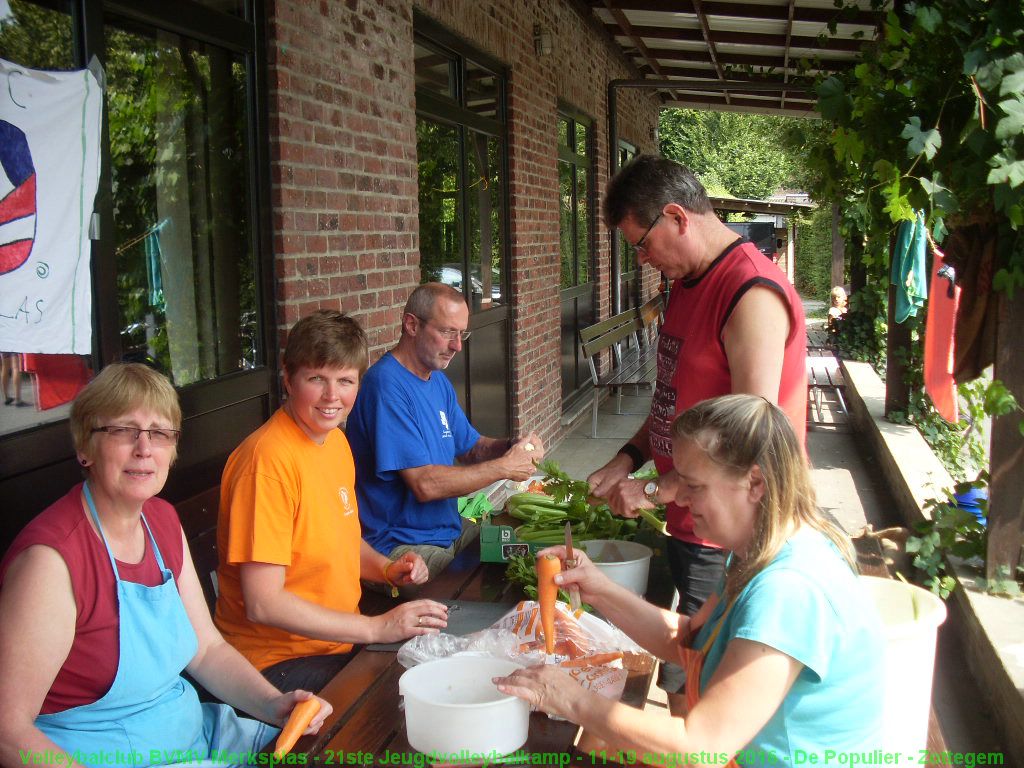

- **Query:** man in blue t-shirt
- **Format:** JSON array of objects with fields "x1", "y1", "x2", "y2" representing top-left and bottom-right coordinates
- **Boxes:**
[{"x1": 347, "y1": 283, "x2": 544, "y2": 580}]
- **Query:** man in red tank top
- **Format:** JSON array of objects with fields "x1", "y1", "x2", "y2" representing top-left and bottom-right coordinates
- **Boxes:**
[{"x1": 588, "y1": 155, "x2": 807, "y2": 713}]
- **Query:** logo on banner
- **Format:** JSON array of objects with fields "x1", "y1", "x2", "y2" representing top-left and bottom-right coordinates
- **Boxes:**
[{"x1": 0, "y1": 120, "x2": 37, "y2": 276}]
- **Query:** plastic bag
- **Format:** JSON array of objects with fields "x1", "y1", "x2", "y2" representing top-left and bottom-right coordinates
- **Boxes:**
[
  {"x1": 396, "y1": 628, "x2": 533, "y2": 668},
  {"x1": 396, "y1": 600, "x2": 640, "y2": 702}
]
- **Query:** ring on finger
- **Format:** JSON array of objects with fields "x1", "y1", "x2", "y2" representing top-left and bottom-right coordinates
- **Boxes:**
[{"x1": 417, "y1": 616, "x2": 422, "y2": 626}]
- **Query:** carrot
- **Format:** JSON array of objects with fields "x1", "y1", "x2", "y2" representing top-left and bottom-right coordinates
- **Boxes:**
[
  {"x1": 536, "y1": 553, "x2": 561, "y2": 654},
  {"x1": 273, "y1": 697, "x2": 321, "y2": 758},
  {"x1": 559, "y1": 652, "x2": 623, "y2": 668}
]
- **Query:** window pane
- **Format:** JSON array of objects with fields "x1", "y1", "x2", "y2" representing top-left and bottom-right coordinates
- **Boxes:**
[
  {"x1": 558, "y1": 117, "x2": 570, "y2": 150},
  {"x1": 417, "y1": 119, "x2": 462, "y2": 291},
  {"x1": 0, "y1": 0, "x2": 85, "y2": 439},
  {"x1": 107, "y1": 19, "x2": 257, "y2": 386},
  {"x1": 576, "y1": 122, "x2": 588, "y2": 157},
  {"x1": 0, "y1": 0, "x2": 75, "y2": 70},
  {"x1": 464, "y1": 59, "x2": 498, "y2": 119},
  {"x1": 559, "y1": 161, "x2": 574, "y2": 289},
  {"x1": 576, "y1": 166, "x2": 589, "y2": 284},
  {"x1": 414, "y1": 41, "x2": 454, "y2": 100},
  {"x1": 466, "y1": 132, "x2": 504, "y2": 308}
]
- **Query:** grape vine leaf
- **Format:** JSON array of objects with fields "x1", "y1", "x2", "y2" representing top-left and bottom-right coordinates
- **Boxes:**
[
  {"x1": 988, "y1": 149, "x2": 1024, "y2": 188},
  {"x1": 901, "y1": 116, "x2": 942, "y2": 160},
  {"x1": 995, "y1": 96, "x2": 1024, "y2": 141}
]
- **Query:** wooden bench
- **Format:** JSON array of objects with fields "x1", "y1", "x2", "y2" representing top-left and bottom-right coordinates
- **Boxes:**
[
  {"x1": 176, "y1": 485, "x2": 222, "y2": 614},
  {"x1": 806, "y1": 349, "x2": 848, "y2": 425},
  {"x1": 579, "y1": 295, "x2": 664, "y2": 438}
]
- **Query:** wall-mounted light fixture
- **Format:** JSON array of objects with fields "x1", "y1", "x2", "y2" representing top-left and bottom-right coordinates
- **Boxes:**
[{"x1": 533, "y1": 24, "x2": 552, "y2": 57}]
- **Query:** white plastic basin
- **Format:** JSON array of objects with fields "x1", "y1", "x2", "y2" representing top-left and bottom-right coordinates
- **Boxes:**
[
  {"x1": 399, "y1": 656, "x2": 528, "y2": 758},
  {"x1": 583, "y1": 539, "x2": 653, "y2": 595},
  {"x1": 859, "y1": 576, "x2": 947, "y2": 758}
]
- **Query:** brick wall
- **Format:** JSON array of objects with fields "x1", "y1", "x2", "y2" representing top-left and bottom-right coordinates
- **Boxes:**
[
  {"x1": 268, "y1": 0, "x2": 660, "y2": 444},
  {"x1": 267, "y1": 0, "x2": 419, "y2": 355}
]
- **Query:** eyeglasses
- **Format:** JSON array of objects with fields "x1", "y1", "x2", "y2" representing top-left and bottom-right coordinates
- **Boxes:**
[
  {"x1": 633, "y1": 213, "x2": 663, "y2": 256},
  {"x1": 92, "y1": 425, "x2": 181, "y2": 446},
  {"x1": 416, "y1": 316, "x2": 472, "y2": 342}
]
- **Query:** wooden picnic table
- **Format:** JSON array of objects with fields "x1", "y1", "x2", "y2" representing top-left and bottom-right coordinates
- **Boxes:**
[{"x1": 282, "y1": 535, "x2": 661, "y2": 767}]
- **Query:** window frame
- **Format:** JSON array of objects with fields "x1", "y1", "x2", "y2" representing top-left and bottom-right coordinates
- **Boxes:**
[{"x1": 557, "y1": 104, "x2": 594, "y2": 293}]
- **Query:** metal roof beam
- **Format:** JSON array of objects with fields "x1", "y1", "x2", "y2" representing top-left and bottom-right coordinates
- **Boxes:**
[{"x1": 590, "y1": 0, "x2": 880, "y2": 27}]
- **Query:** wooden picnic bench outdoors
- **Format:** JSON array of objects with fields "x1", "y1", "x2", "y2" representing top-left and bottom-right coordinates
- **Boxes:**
[
  {"x1": 806, "y1": 345, "x2": 849, "y2": 426},
  {"x1": 579, "y1": 295, "x2": 664, "y2": 438},
  {"x1": 273, "y1": 533, "x2": 663, "y2": 767}
]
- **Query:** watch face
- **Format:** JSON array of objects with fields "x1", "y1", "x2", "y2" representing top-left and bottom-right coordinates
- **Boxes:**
[{"x1": 643, "y1": 480, "x2": 658, "y2": 497}]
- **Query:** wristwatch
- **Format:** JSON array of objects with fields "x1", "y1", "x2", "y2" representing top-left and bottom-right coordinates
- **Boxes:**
[{"x1": 642, "y1": 479, "x2": 659, "y2": 504}]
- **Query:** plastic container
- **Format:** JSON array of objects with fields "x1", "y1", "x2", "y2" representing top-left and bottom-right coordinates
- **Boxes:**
[
  {"x1": 954, "y1": 486, "x2": 987, "y2": 526},
  {"x1": 582, "y1": 539, "x2": 653, "y2": 595},
  {"x1": 399, "y1": 656, "x2": 528, "y2": 758},
  {"x1": 859, "y1": 576, "x2": 947, "y2": 759}
]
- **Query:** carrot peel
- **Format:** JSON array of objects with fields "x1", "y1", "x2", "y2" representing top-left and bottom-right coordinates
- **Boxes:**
[
  {"x1": 274, "y1": 697, "x2": 321, "y2": 758},
  {"x1": 536, "y1": 554, "x2": 561, "y2": 654}
]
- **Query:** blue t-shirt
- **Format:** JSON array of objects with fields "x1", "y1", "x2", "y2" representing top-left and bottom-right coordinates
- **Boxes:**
[
  {"x1": 346, "y1": 352, "x2": 480, "y2": 553},
  {"x1": 693, "y1": 528, "x2": 885, "y2": 765}
]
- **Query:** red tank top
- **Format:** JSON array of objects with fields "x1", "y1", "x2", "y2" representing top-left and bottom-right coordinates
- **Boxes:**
[
  {"x1": 0, "y1": 483, "x2": 184, "y2": 713},
  {"x1": 650, "y1": 239, "x2": 808, "y2": 544}
]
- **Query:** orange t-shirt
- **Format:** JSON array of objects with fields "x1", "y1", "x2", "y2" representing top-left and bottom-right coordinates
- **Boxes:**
[{"x1": 214, "y1": 408, "x2": 362, "y2": 670}]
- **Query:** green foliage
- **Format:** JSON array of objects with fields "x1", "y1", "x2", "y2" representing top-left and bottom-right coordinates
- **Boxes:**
[
  {"x1": 659, "y1": 109, "x2": 803, "y2": 199},
  {"x1": 794, "y1": 207, "x2": 834, "y2": 299},
  {"x1": 833, "y1": 282, "x2": 887, "y2": 370},
  {"x1": 906, "y1": 478, "x2": 988, "y2": 599},
  {"x1": 811, "y1": 0, "x2": 1024, "y2": 296}
]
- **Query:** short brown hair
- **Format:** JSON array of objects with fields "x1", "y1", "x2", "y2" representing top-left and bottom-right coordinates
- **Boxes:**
[
  {"x1": 70, "y1": 363, "x2": 181, "y2": 456},
  {"x1": 602, "y1": 155, "x2": 713, "y2": 228},
  {"x1": 283, "y1": 310, "x2": 369, "y2": 377}
]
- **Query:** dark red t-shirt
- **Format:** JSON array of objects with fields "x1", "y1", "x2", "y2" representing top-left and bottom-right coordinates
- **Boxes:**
[{"x1": 0, "y1": 483, "x2": 185, "y2": 713}]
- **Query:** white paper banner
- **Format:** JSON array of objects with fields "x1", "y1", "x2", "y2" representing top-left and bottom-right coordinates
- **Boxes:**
[{"x1": 0, "y1": 58, "x2": 102, "y2": 354}]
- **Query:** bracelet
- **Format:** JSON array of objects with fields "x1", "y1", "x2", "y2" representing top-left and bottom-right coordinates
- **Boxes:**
[
  {"x1": 382, "y1": 560, "x2": 399, "y2": 598},
  {"x1": 616, "y1": 443, "x2": 645, "y2": 473}
]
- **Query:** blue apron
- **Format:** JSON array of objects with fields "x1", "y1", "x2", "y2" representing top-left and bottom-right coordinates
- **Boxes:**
[{"x1": 36, "y1": 482, "x2": 275, "y2": 767}]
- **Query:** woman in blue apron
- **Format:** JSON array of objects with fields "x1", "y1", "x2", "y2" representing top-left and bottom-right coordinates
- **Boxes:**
[{"x1": 0, "y1": 364, "x2": 330, "y2": 767}]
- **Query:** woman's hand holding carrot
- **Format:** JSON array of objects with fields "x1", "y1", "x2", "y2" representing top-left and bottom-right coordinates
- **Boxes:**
[
  {"x1": 535, "y1": 546, "x2": 616, "y2": 607},
  {"x1": 268, "y1": 690, "x2": 332, "y2": 757}
]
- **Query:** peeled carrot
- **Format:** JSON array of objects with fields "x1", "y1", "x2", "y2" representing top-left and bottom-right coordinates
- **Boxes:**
[
  {"x1": 536, "y1": 553, "x2": 561, "y2": 654},
  {"x1": 273, "y1": 697, "x2": 321, "y2": 758},
  {"x1": 559, "y1": 652, "x2": 623, "y2": 668}
]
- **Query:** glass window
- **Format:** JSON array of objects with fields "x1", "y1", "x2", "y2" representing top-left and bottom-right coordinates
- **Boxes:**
[
  {"x1": 106, "y1": 17, "x2": 257, "y2": 386},
  {"x1": 0, "y1": 0, "x2": 75, "y2": 70},
  {"x1": 558, "y1": 111, "x2": 592, "y2": 289},
  {"x1": 414, "y1": 32, "x2": 506, "y2": 312},
  {"x1": 414, "y1": 41, "x2": 454, "y2": 100},
  {"x1": 417, "y1": 120, "x2": 462, "y2": 289},
  {"x1": 193, "y1": 0, "x2": 246, "y2": 16},
  {"x1": 465, "y1": 59, "x2": 498, "y2": 119}
]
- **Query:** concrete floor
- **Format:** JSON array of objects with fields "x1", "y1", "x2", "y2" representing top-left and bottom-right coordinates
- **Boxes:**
[{"x1": 547, "y1": 337, "x2": 1004, "y2": 757}]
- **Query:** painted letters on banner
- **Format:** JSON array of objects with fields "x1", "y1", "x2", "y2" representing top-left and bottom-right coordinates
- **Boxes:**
[{"x1": 0, "y1": 58, "x2": 102, "y2": 354}]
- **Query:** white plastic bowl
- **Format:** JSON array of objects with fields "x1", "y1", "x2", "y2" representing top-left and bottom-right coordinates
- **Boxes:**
[
  {"x1": 583, "y1": 539, "x2": 653, "y2": 595},
  {"x1": 399, "y1": 656, "x2": 528, "y2": 757}
]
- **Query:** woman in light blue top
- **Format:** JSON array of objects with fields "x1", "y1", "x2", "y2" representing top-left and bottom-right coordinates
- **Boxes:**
[{"x1": 497, "y1": 394, "x2": 885, "y2": 766}]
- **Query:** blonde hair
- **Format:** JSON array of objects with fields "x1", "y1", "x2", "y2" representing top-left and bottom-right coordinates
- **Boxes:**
[
  {"x1": 671, "y1": 394, "x2": 855, "y2": 600},
  {"x1": 830, "y1": 286, "x2": 848, "y2": 306},
  {"x1": 70, "y1": 363, "x2": 181, "y2": 461}
]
